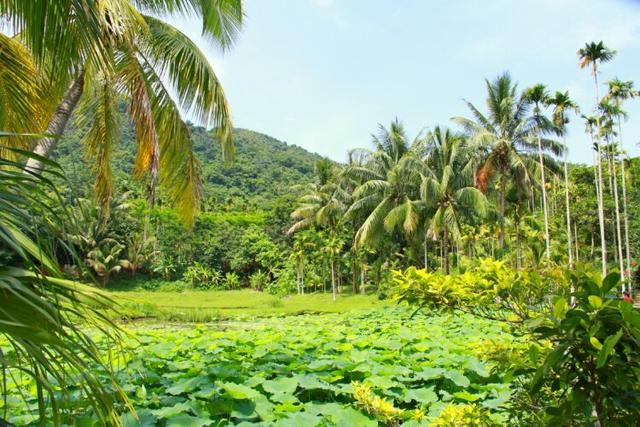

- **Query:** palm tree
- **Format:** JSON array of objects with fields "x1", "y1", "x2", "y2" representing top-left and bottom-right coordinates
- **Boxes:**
[
  {"x1": 345, "y1": 119, "x2": 425, "y2": 247},
  {"x1": 1, "y1": 0, "x2": 243, "y2": 224},
  {"x1": 549, "y1": 91, "x2": 580, "y2": 268},
  {"x1": 598, "y1": 102, "x2": 625, "y2": 278},
  {"x1": 288, "y1": 160, "x2": 349, "y2": 301},
  {"x1": 420, "y1": 127, "x2": 488, "y2": 273},
  {"x1": 0, "y1": 147, "x2": 124, "y2": 425},
  {"x1": 578, "y1": 40, "x2": 616, "y2": 275},
  {"x1": 453, "y1": 73, "x2": 561, "y2": 251},
  {"x1": 522, "y1": 84, "x2": 553, "y2": 260},
  {"x1": 605, "y1": 78, "x2": 637, "y2": 282}
]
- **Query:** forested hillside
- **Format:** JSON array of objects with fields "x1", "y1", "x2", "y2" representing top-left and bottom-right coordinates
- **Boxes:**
[{"x1": 54, "y1": 104, "x2": 325, "y2": 210}]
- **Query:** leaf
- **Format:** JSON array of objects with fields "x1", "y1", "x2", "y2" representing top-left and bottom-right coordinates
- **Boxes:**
[
  {"x1": 121, "y1": 410, "x2": 157, "y2": 427},
  {"x1": 262, "y1": 377, "x2": 299, "y2": 395},
  {"x1": 166, "y1": 377, "x2": 207, "y2": 395},
  {"x1": 365, "y1": 375, "x2": 396, "y2": 389},
  {"x1": 328, "y1": 407, "x2": 377, "y2": 427},
  {"x1": 601, "y1": 273, "x2": 620, "y2": 294},
  {"x1": 443, "y1": 370, "x2": 470, "y2": 388},
  {"x1": 588, "y1": 295, "x2": 602, "y2": 309},
  {"x1": 165, "y1": 414, "x2": 212, "y2": 427},
  {"x1": 453, "y1": 390, "x2": 485, "y2": 402},
  {"x1": 553, "y1": 298, "x2": 568, "y2": 321},
  {"x1": 590, "y1": 336, "x2": 603, "y2": 350},
  {"x1": 596, "y1": 329, "x2": 623, "y2": 369},
  {"x1": 152, "y1": 402, "x2": 193, "y2": 419},
  {"x1": 221, "y1": 382, "x2": 260, "y2": 400},
  {"x1": 404, "y1": 387, "x2": 438, "y2": 405},
  {"x1": 417, "y1": 367, "x2": 445, "y2": 381},
  {"x1": 275, "y1": 412, "x2": 322, "y2": 427}
]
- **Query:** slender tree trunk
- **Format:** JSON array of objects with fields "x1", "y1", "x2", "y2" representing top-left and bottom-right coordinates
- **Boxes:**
[
  {"x1": 563, "y1": 136, "x2": 574, "y2": 268},
  {"x1": 423, "y1": 231, "x2": 428, "y2": 270},
  {"x1": 537, "y1": 134, "x2": 551, "y2": 260},
  {"x1": 499, "y1": 176, "x2": 506, "y2": 250},
  {"x1": 595, "y1": 141, "x2": 607, "y2": 275},
  {"x1": 611, "y1": 149, "x2": 625, "y2": 278},
  {"x1": 25, "y1": 71, "x2": 86, "y2": 174},
  {"x1": 617, "y1": 118, "x2": 632, "y2": 279},
  {"x1": 592, "y1": 66, "x2": 607, "y2": 276},
  {"x1": 443, "y1": 226, "x2": 450, "y2": 274},
  {"x1": 360, "y1": 260, "x2": 366, "y2": 295},
  {"x1": 515, "y1": 218, "x2": 522, "y2": 271},
  {"x1": 330, "y1": 257, "x2": 337, "y2": 301},
  {"x1": 574, "y1": 221, "x2": 579, "y2": 264},
  {"x1": 351, "y1": 251, "x2": 357, "y2": 295}
]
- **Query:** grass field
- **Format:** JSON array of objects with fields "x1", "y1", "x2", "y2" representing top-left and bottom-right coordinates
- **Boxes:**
[{"x1": 108, "y1": 288, "x2": 387, "y2": 322}]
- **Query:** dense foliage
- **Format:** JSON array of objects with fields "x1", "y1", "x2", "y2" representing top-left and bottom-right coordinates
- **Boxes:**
[{"x1": 3, "y1": 308, "x2": 524, "y2": 426}]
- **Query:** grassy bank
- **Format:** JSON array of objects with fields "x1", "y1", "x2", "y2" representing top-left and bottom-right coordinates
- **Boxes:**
[{"x1": 107, "y1": 288, "x2": 387, "y2": 322}]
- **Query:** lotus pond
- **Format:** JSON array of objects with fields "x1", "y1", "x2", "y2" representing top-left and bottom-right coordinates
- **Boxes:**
[{"x1": 5, "y1": 307, "x2": 526, "y2": 426}]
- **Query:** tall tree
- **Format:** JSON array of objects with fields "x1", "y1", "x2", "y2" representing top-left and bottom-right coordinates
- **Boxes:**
[
  {"x1": 453, "y1": 73, "x2": 560, "y2": 251},
  {"x1": 523, "y1": 84, "x2": 553, "y2": 260},
  {"x1": 345, "y1": 119, "x2": 425, "y2": 248},
  {"x1": 288, "y1": 160, "x2": 348, "y2": 300},
  {"x1": 599, "y1": 102, "x2": 625, "y2": 278},
  {"x1": 605, "y1": 78, "x2": 637, "y2": 282},
  {"x1": 420, "y1": 127, "x2": 488, "y2": 273},
  {"x1": 578, "y1": 40, "x2": 616, "y2": 275},
  {"x1": 1, "y1": 0, "x2": 243, "y2": 223},
  {"x1": 549, "y1": 91, "x2": 580, "y2": 268}
]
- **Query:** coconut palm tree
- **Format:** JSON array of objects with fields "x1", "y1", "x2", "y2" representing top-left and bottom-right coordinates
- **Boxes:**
[
  {"x1": 453, "y1": 73, "x2": 561, "y2": 251},
  {"x1": 288, "y1": 160, "x2": 349, "y2": 301},
  {"x1": 420, "y1": 127, "x2": 488, "y2": 273},
  {"x1": 578, "y1": 40, "x2": 616, "y2": 275},
  {"x1": 345, "y1": 119, "x2": 425, "y2": 248},
  {"x1": 1, "y1": 0, "x2": 243, "y2": 224},
  {"x1": 549, "y1": 91, "x2": 580, "y2": 268},
  {"x1": 522, "y1": 84, "x2": 553, "y2": 260},
  {"x1": 605, "y1": 78, "x2": 637, "y2": 281}
]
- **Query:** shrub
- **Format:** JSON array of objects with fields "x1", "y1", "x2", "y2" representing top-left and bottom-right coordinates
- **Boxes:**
[
  {"x1": 249, "y1": 270, "x2": 270, "y2": 291},
  {"x1": 183, "y1": 262, "x2": 222, "y2": 290},
  {"x1": 224, "y1": 271, "x2": 240, "y2": 289},
  {"x1": 527, "y1": 271, "x2": 640, "y2": 425}
]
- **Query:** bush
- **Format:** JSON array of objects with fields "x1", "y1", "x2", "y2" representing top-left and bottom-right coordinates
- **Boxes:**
[
  {"x1": 224, "y1": 272, "x2": 240, "y2": 290},
  {"x1": 183, "y1": 262, "x2": 222, "y2": 290},
  {"x1": 527, "y1": 271, "x2": 640, "y2": 425},
  {"x1": 249, "y1": 270, "x2": 270, "y2": 291}
]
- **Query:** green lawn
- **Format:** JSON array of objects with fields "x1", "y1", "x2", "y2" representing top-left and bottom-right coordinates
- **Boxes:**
[{"x1": 108, "y1": 289, "x2": 387, "y2": 322}]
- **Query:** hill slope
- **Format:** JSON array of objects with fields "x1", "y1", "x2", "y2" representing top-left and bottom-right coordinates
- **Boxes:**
[{"x1": 54, "y1": 110, "x2": 324, "y2": 208}]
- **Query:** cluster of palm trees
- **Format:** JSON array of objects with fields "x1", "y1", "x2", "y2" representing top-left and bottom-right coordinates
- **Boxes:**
[{"x1": 289, "y1": 41, "x2": 637, "y2": 298}]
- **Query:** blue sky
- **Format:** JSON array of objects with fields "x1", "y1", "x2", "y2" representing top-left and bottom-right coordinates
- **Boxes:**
[{"x1": 170, "y1": 0, "x2": 640, "y2": 164}]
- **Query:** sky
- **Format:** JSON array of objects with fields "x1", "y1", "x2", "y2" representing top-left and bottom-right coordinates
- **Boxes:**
[{"x1": 169, "y1": 0, "x2": 640, "y2": 164}]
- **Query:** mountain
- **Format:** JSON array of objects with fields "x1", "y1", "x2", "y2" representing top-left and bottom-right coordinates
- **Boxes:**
[{"x1": 54, "y1": 108, "x2": 324, "y2": 209}]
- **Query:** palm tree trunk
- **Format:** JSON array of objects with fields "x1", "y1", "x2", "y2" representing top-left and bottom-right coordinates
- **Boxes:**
[
  {"x1": 351, "y1": 251, "x2": 357, "y2": 295},
  {"x1": 592, "y1": 65, "x2": 607, "y2": 276},
  {"x1": 537, "y1": 134, "x2": 551, "y2": 260},
  {"x1": 595, "y1": 142, "x2": 607, "y2": 275},
  {"x1": 443, "y1": 226, "x2": 450, "y2": 274},
  {"x1": 499, "y1": 176, "x2": 506, "y2": 250},
  {"x1": 611, "y1": 149, "x2": 625, "y2": 278},
  {"x1": 562, "y1": 136, "x2": 574, "y2": 268},
  {"x1": 423, "y1": 231, "x2": 428, "y2": 270},
  {"x1": 574, "y1": 221, "x2": 580, "y2": 264},
  {"x1": 360, "y1": 260, "x2": 366, "y2": 295},
  {"x1": 617, "y1": 117, "x2": 632, "y2": 279},
  {"x1": 25, "y1": 71, "x2": 86, "y2": 174},
  {"x1": 330, "y1": 257, "x2": 337, "y2": 301},
  {"x1": 515, "y1": 217, "x2": 522, "y2": 271}
]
